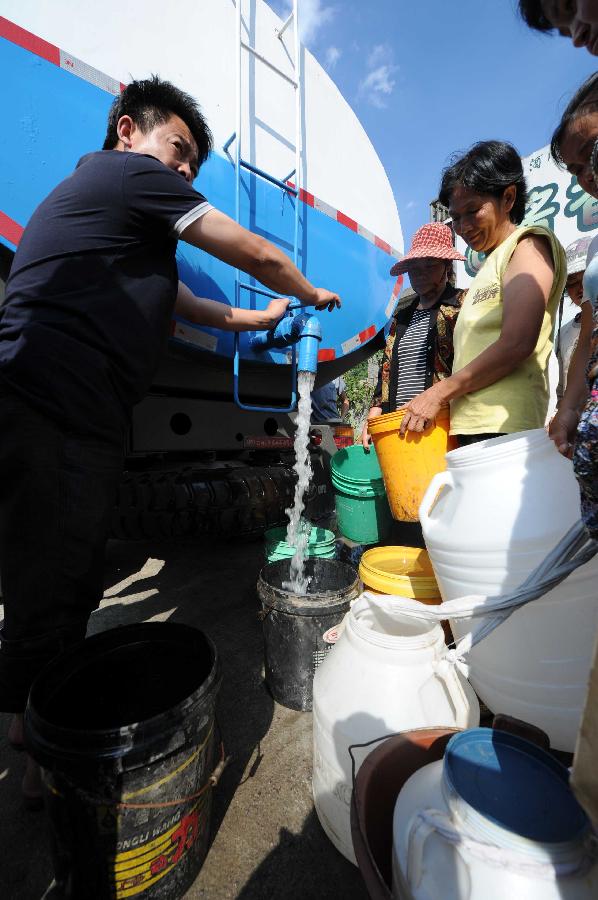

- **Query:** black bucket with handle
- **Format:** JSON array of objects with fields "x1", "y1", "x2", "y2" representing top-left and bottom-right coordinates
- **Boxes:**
[
  {"x1": 257, "y1": 558, "x2": 360, "y2": 711},
  {"x1": 25, "y1": 622, "x2": 222, "y2": 899}
]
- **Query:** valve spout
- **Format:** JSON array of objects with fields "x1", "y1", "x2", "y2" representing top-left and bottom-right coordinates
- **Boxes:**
[
  {"x1": 295, "y1": 313, "x2": 321, "y2": 374},
  {"x1": 250, "y1": 312, "x2": 322, "y2": 374}
]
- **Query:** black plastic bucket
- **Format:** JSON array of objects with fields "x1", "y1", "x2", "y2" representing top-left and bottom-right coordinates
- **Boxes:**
[
  {"x1": 24, "y1": 622, "x2": 221, "y2": 900},
  {"x1": 257, "y1": 558, "x2": 360, "y2": 711}
]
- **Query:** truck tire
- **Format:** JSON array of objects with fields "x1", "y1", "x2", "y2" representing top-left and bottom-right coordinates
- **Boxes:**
[{"x1": 110, "y1": 466, "x2": 297, "y2": 541}]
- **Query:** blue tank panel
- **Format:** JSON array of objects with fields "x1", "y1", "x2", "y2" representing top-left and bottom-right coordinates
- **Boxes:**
[
  {"x1": 1, "y1": 37, "x2": 113, "y2": 227},
  {"x1": 1, "y1": 33, "x2": 400, "y2": 366}
]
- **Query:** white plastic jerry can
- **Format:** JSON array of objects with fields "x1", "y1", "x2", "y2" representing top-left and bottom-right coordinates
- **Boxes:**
[
  {"x1": 312, "y1": 595, "x2": 479, "y2": 864},
  {"x1": 419, "y1": 429, "x2": 598, "y2": 753}
]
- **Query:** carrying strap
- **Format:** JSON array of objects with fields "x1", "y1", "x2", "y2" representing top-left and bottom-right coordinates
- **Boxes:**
[{"x1": 360, "y1": 520, "x2": 597, "y2": 669}]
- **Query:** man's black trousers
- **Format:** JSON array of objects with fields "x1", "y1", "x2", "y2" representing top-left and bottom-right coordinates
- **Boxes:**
[{"x1": 0, "y1": 389, "x2": 123, "y2": 711}]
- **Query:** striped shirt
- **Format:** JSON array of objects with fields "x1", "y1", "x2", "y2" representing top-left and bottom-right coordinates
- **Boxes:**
[{"x1": 395, "y1": 308, "x2": 432, "y2": 406}]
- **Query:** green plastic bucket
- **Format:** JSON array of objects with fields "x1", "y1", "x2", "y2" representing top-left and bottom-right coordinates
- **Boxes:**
[
  {"x1": 264, "y1": 526, "x2": 337, "y2": 563},
  {"x1": 330, "y1": 445, "x2": 392, "y2": 543}
]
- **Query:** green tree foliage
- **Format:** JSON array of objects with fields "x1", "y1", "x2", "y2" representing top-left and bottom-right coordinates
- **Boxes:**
[{"x1": 343, "y1": 350, "x2": 383, "y2": 437}]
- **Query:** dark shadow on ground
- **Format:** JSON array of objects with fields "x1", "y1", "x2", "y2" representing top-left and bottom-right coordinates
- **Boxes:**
[{"x1": 235, "y1": 809, "x2": 367, "y2": 900}]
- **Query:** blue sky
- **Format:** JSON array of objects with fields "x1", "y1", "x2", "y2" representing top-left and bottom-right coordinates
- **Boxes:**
[{"x1": 267, "y1": 0, "x2": 597, "y2": 250}]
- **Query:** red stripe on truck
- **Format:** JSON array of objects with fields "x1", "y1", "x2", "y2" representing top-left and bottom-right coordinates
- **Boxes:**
[
  {"x1": 358, "y1": 325, "x2": 376, "y2": 344},
  {"x1": 336, "y1": 211, "x2": 358, "y2": 232},
  {"x1": 317, "y1": 348, "x2": 336, "y2": 362},
  {"x1": 375, "y1": 236, "x2": 391, "y2": 253},
  {"x1": 0, "y1": 16, "x2": 60, "y2": 65},
  {"x1": 0, "y1": 210, "x2": 24, "y2": 246}
]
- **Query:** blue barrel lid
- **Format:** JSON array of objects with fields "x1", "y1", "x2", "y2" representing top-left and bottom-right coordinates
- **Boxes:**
[{"x1": 444, "y1": 728, "x2": 589, "y2": 844}]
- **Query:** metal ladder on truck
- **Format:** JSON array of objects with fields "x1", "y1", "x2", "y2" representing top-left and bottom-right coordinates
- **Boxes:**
[{"x1": 225, "y1": 0, "x2": 304, "y2": 413}]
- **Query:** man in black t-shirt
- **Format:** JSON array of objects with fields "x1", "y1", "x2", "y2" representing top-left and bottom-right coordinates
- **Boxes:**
[{"x1": 0, "y1": 76, "x2": 340, "y2": 804}]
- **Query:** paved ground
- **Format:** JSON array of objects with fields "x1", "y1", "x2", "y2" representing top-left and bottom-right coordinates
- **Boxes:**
[{"x1": 0, "y1": 536, "x2": 368, "y2": 899}]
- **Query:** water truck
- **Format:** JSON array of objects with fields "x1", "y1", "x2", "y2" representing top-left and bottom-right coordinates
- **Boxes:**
[{"x1": 0, "y1": 0, "x2": 404, "y2": 538}]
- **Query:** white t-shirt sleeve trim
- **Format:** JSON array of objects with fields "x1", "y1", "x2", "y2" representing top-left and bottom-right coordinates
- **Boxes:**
[{"x1": 172, "y1": 201, "x2": 213, "y2": 236}]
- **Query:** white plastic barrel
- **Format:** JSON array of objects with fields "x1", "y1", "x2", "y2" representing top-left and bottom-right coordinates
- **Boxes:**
[
  {"x1": 419, "y1": 429, "x2": 598, "y2": 752},
  {"x1": 312, "y1": 595, "x2": 479, "y2": 864},
  {"x1": 392, "y1": 729, "x2": 598, "y2": 900}
]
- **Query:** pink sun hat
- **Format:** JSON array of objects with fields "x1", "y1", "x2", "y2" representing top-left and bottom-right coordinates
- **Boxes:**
[{"x1": 390, "y1": 222, "x2": 466, "y2": 276}]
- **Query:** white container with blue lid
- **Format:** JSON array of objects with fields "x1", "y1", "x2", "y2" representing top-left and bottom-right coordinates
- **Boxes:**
[{"x1": 392, "y1": 728, "x2": 598, "y2": 900}]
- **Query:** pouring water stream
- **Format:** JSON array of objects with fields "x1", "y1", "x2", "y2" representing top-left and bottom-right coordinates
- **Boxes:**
[{"x1": 283, "y1": 370, "x2": 316, "y2": 594}]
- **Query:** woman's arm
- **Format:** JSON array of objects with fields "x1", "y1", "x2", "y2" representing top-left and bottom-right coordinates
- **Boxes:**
[
  {"x1": 399, "y1": 234, "x2": 556, "y2": 433},
  {"x1": 549, "y1": 301, "x2": 593, "y2": 455},
  {"x1": 175, "y1": 280, "x2": 289, "y2": 332},
  {"x1": 361, "y1": 405, "x2": 383, "y2": 450}
]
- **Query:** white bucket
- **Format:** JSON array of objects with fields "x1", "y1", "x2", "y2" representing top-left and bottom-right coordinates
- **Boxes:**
[
  {"x1": 392, "y1": 729, "x2": 598, "y2": 900},
  {"x1": 420, "y1": 429, "x2": 598, "y2": 752},
  {"x1": 312, "y1": 595, "x2": 479, "y2": 864}
]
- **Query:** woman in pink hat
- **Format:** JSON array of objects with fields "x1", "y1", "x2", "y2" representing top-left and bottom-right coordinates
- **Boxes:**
[
  {"x1": 361, "y1": 222, "x2": 466, "y2": 449},
  {"x1": 399, "y1": 141, "x2": 566, "y2": 445}
]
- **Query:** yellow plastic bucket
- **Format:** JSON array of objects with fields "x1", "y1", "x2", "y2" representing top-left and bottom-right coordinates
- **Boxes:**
[
  {"x1": 367, "y1": 409, "x2": 457, "y2": 522},
  {"x1": 358, "y1": 546, "x2": 441, "y2": 605}
]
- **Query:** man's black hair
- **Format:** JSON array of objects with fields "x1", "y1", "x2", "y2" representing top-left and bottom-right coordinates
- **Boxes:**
[
  {"x1": 103, "y1": 75, "x2": 213, "y2": 167},
  {"x1": 551, "y1": 72, "x2": 598, "y2": 166},
  {"x1": 438, "y1": 140, "x2": 528, "y2": 225},
  {"x1": 518, "y1": 0, "x2": 555, "y2": 32}
]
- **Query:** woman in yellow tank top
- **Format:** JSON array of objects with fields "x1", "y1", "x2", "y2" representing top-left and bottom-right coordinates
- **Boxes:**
[{"x1": 399, "y1": 140, "x2": 566, "y2": 445}]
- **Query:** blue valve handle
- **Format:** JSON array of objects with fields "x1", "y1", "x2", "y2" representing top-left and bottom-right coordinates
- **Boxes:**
[{"x1": 250, "y1": 312, "x2": 321, "y2": 374}]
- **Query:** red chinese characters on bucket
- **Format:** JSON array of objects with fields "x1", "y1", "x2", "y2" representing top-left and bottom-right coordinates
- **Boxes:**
[
  {"x1": 114, "y1": 799, "x2": 208, "y2": 896},
  {"x1": 150, "y1": 809, "x2": 200, "y2": 875}
]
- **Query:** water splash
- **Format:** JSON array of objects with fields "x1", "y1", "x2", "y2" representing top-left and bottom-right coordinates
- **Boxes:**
[{"x1": 283, "y1": 370, "x2": 316, "y2": 594}]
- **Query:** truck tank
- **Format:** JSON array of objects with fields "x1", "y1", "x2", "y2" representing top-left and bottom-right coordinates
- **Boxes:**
[{"x1": 0, "y1": 1, "x2": 404, "y2": 538}]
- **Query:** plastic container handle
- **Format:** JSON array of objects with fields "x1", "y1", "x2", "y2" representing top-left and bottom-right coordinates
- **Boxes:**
[
  {"x1": 435, "y1": 658, "x2": 471, "y2": 728},
  {"x1": 419, "y1": 470, "x2": 455, "y2": 531},
  {"x1": 405, "y1": 807, "x2": 594, "y2": 887},
  {"x1": 405, "y1": 809, "x2": 454, "y2": 895}
]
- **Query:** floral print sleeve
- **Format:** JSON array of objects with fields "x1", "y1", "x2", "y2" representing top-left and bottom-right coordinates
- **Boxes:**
[{"x1": 573, "y1": 310, "x2": 598, "y2": 539}]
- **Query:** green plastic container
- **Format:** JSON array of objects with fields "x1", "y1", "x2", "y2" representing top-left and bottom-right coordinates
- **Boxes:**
[
  {"x1": 330, "y1": 445, "x2": 392, "y2": 544},
  {"x1": 264, "y1": 526, "x2": 337, "y2": 563}
]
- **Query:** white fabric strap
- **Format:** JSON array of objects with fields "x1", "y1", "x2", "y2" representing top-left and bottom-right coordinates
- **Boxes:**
[{"x1": 360, "y1": 520, "x2": 597, "y2": 660}]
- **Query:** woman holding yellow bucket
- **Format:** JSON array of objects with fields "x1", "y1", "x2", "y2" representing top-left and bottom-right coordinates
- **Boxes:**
[{"x1": 399, "y1": 141, "x2": 567, "y2": 445}]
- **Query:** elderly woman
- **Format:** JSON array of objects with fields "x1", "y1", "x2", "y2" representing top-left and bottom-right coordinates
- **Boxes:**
[
  {"x1": 361, "y1": 223, "x2": 466, "y2": 449},
  {"x1": 399, "y1": 140, "x2": 567, "y2": 446},
  {"x1": 545, "y1": 71, "x2": 598, "y2": 539}
]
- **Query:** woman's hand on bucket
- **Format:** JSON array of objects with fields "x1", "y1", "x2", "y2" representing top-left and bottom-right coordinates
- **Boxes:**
[
  {"x1": 362, "y1": 406, "x2": 383, "y2": 451},
  {"x1": 399, "y1": 385, "x2": 447, "y2": 434}
]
